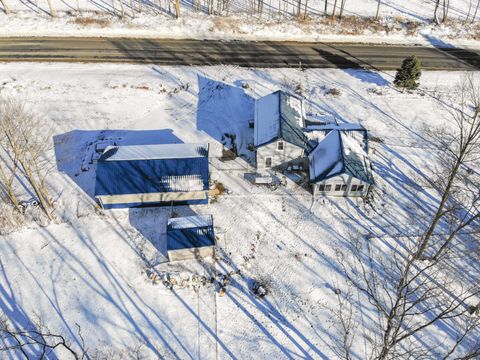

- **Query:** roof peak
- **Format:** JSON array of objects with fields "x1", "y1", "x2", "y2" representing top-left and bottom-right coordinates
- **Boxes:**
[{"x1": 99, "y1": 143, "x2": 209, "y2": 162}]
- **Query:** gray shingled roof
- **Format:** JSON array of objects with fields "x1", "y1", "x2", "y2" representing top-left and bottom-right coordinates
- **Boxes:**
[
  {"x1": 254, "y1": 91, "x2": 314, "y2": 153},
  {"x1": 309, "y1": 130, "x2": 373, "y2": 184}
]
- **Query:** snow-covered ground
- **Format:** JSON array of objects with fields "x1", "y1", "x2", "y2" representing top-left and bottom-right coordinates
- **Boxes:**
[
  {"x1": 1, "y1": 0, "x2": 480, "y2": 47},
  {"x1": 0, "y1": 63, "x2": 478, "y2": 358}
]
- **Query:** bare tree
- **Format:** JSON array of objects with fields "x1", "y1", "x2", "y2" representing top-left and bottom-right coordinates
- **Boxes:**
[
  {"x1": 302, "y1": 0, "x2": 308, "y2": 19},
  {"x1": 442, "y1": 0, "x2": 450, "y2": 22},
  {"x1": 129, "y1": 0, "x2": 135, "y2": 16},
  {"x1": 330, "y1": 286, "x2": 356, "y2": 360},
  {"x1": 416, "y1": 75, "x2": 480, "y2": 259},
  {"x1": 119, "y1": 0, "x2": 125, "y2": 17},
  {"x1": 335, "y1": 236, "x2": 480, "y2": 360},
  {"x1": 338, "y1": 0, "x2": 346, "y2": 19},
  {"x1": 0, "y1": 0, "x2": 10, "y2": 14},
  {"x1": 434, "y1": 0, "x2": 441, "y2": 24},
  {"x1": 331, "y1": 0, "x2": 337, "y2": 18},
  {"x1": 473, "y1": 0, "x2": 480, "y2": 23},
  {"x1": 375, "y1": 0, "x2": 381, "y2": 20},
  {"x1": 0, "y1": 316, "x2": 86, "y2": 359},
  {"x1": 0, "y1": 97, "x2": 54, "y2": 221},
  {"x1": 434, "y1": 0, "x2": 451, "y2": 24},
  {"x1": 0, "y1": 140, "x2": 21, "y2": 212},
  {"x1": 45, "y1": 0, "x2": 56, "y2": 17}
]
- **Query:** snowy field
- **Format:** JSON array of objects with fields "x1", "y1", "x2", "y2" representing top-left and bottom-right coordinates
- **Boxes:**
[
  {"x1": 0, "y1": 63, "x2": 478, "y2": 358},
  {"x1": 1, "y1": 0, "x2": 480, "y2": 46}
]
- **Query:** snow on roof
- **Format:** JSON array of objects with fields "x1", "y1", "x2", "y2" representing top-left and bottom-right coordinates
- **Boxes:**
[
  {"x1": 168, "y1": 214, "x2": 213, "y2": 230},
  {"x1": 254, "y1": 91, "x2": 313, "y2": 151},
  {"x1": 167, "y1": 215, "x2": 215, "y2": 251},
  {"x1": 99, "y1": 143, "x2": 209, "y2": 162},
  {"x1": 164, "y1": 175, "x2": 205, "y2": 192},
  {"x1": 94, "y1": 144, "x2": 209, "y2": 197},
  {"x1": 309, "y1": 130, "x2": 373, "y2": 184},
  {"x1": 308, "y1": 131, "x2": 344, "y2": 182},
  {"x1": 254, "y1": 92, "x2": 280, "y2": 147},
  {"x1": 305, "y1": 123, "x2": 366, "y2": 132}
]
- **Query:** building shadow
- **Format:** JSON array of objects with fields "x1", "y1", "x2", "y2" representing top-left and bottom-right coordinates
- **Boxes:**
[
  {"x1": 53, "y1": 129, "x2": 183, "y2": 200},
  {"x1": 127, "y1": 206, "x2": 198, "y2": 262},
  {"x1": 196, "y1": 75, "x2": 255, "y2": 162}
]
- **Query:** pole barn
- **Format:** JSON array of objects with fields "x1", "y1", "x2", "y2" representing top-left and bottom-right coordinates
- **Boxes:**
[{"x1": 94, "y1": 143, "x2": 209, "y2": 209}]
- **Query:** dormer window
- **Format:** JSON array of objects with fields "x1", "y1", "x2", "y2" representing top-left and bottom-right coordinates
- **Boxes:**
[{"x1": 277, "y1": 141, "x2": 284, "y2": 151}]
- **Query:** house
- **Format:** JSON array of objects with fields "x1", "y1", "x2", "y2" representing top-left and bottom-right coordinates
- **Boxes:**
[
  {"x1": 254, "y1": 90, "x2": 315, "y2": 171},
  {"x1": 166, "y1": 215, "x2": 216, "y2": 261},
  {"x1": 308, "y1": 130, "x2": 373, "y2": 197},
  {"x1": 94, "y1": 143, "x2": 209, "y2": 209}
]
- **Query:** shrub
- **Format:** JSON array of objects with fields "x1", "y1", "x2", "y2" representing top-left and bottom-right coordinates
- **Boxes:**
[{"x1": 394, "y1": 55, "x2": 422, "y2": 90}]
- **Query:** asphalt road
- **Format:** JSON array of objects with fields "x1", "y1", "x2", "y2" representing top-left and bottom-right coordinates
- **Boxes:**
[{"x1": 1, "y1": 37, "x2": 480, "y2": 70}]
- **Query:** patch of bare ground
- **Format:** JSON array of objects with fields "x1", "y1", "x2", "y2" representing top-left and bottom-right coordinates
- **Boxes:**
[
  {"x1": 212, "y1": 17, "x2": 243, "y2": 33},
  {"x1": 318, "y1": 15, "x2": 422, "y2": 36},
  {"x1": 69, "y1": 14, "x2": 112, "y2": 27}
]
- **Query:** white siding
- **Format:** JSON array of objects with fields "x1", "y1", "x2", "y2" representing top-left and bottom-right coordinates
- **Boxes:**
[
  {"x1": 256, "y1": 140, "x2": 305, "y2": 171},
  {"x1": 312, "y1": 174, "x2": 370, "y2": 197},
  {"x1": 168, "y1": 246, "x2": 215, "y2": 261},
  {"x1": 97, "y1": 190, "x2": 208, "y2": 207}
]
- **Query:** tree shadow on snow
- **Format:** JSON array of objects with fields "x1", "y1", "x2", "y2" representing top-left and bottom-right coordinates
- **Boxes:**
[{"x1": 0, "y1": 258, "x2": 61, "y2": 359}]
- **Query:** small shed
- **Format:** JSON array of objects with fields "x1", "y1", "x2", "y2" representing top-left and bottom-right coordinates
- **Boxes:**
[
  {"x1": 167, "y1": 215, "x2": 216, "y2": 261},
  {"x1": 308, "y1": 130, "x2": 373, "y2": 197},
  {"x1": 95, "y1": 143, "x2": 209, "y2": 209},
  {"x1": 254, "y1": 90, "x2": 314, "y2": 171}
]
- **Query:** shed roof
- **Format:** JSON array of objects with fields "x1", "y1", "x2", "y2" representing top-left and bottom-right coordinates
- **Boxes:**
[
  {"x1": 167, "y1": 215, "x2": 215, "y2": 251},
  {"x1": 95, "y1": 143, "x2": 209, "y2": 197},
  {"x1": 254, "y1": 91, "x2": 313, "y2": 152},
  {"x1": 309, "y1": 130, "x2": 373, "y2": 184}
]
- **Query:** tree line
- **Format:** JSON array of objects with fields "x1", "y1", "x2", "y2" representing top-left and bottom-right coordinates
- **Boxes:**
[
  {"x1": 1, "y1": 0, "x2": 480, "y2": 23},
  {"x1": 0, "y1": 98, "x2": 54, "y2": 223}
]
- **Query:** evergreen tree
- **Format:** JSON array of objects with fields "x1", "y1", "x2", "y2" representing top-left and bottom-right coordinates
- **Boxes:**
[{"x1": 394, "y1": 55, "x2": 422, "y2": 90}]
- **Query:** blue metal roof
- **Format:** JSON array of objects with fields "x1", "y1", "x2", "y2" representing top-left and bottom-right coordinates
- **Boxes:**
[
  {"x1": 167, "y1": 215, "x2": 215, "y2": 251},
  {"x1": 95, "y1": 143, "x2": 209, "y2": 197}
]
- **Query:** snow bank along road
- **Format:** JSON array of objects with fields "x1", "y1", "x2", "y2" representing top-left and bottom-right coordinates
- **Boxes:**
[{"x1": 2, "y1": 37, "x2": 480, "y2": 70}]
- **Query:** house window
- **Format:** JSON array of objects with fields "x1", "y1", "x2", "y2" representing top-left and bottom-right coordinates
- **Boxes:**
[
  {"x1": 341, "y1": 185, "x2": 347, "y2": 191},
  {"x1": 335, "y1": 184, "x2": 341, "y2": 191},
  {"x1": 324, "y1": 184, "x2": 332, "y2": 191},
  {"x1": 277, "y1": 141, "x2": 284, "y2": 151},
  {"x1": 318, "y1": 184, "x2": 325, "y2": 192},
  {"x1": 351, "y1": 185, "x2": 358, "y2": 192},
  {"x1": 265, "y1": 157, "x2": 272, "y2": 168},
  {"x1": 357, "y1": 185, "x2": 364, "y2": 192}
]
